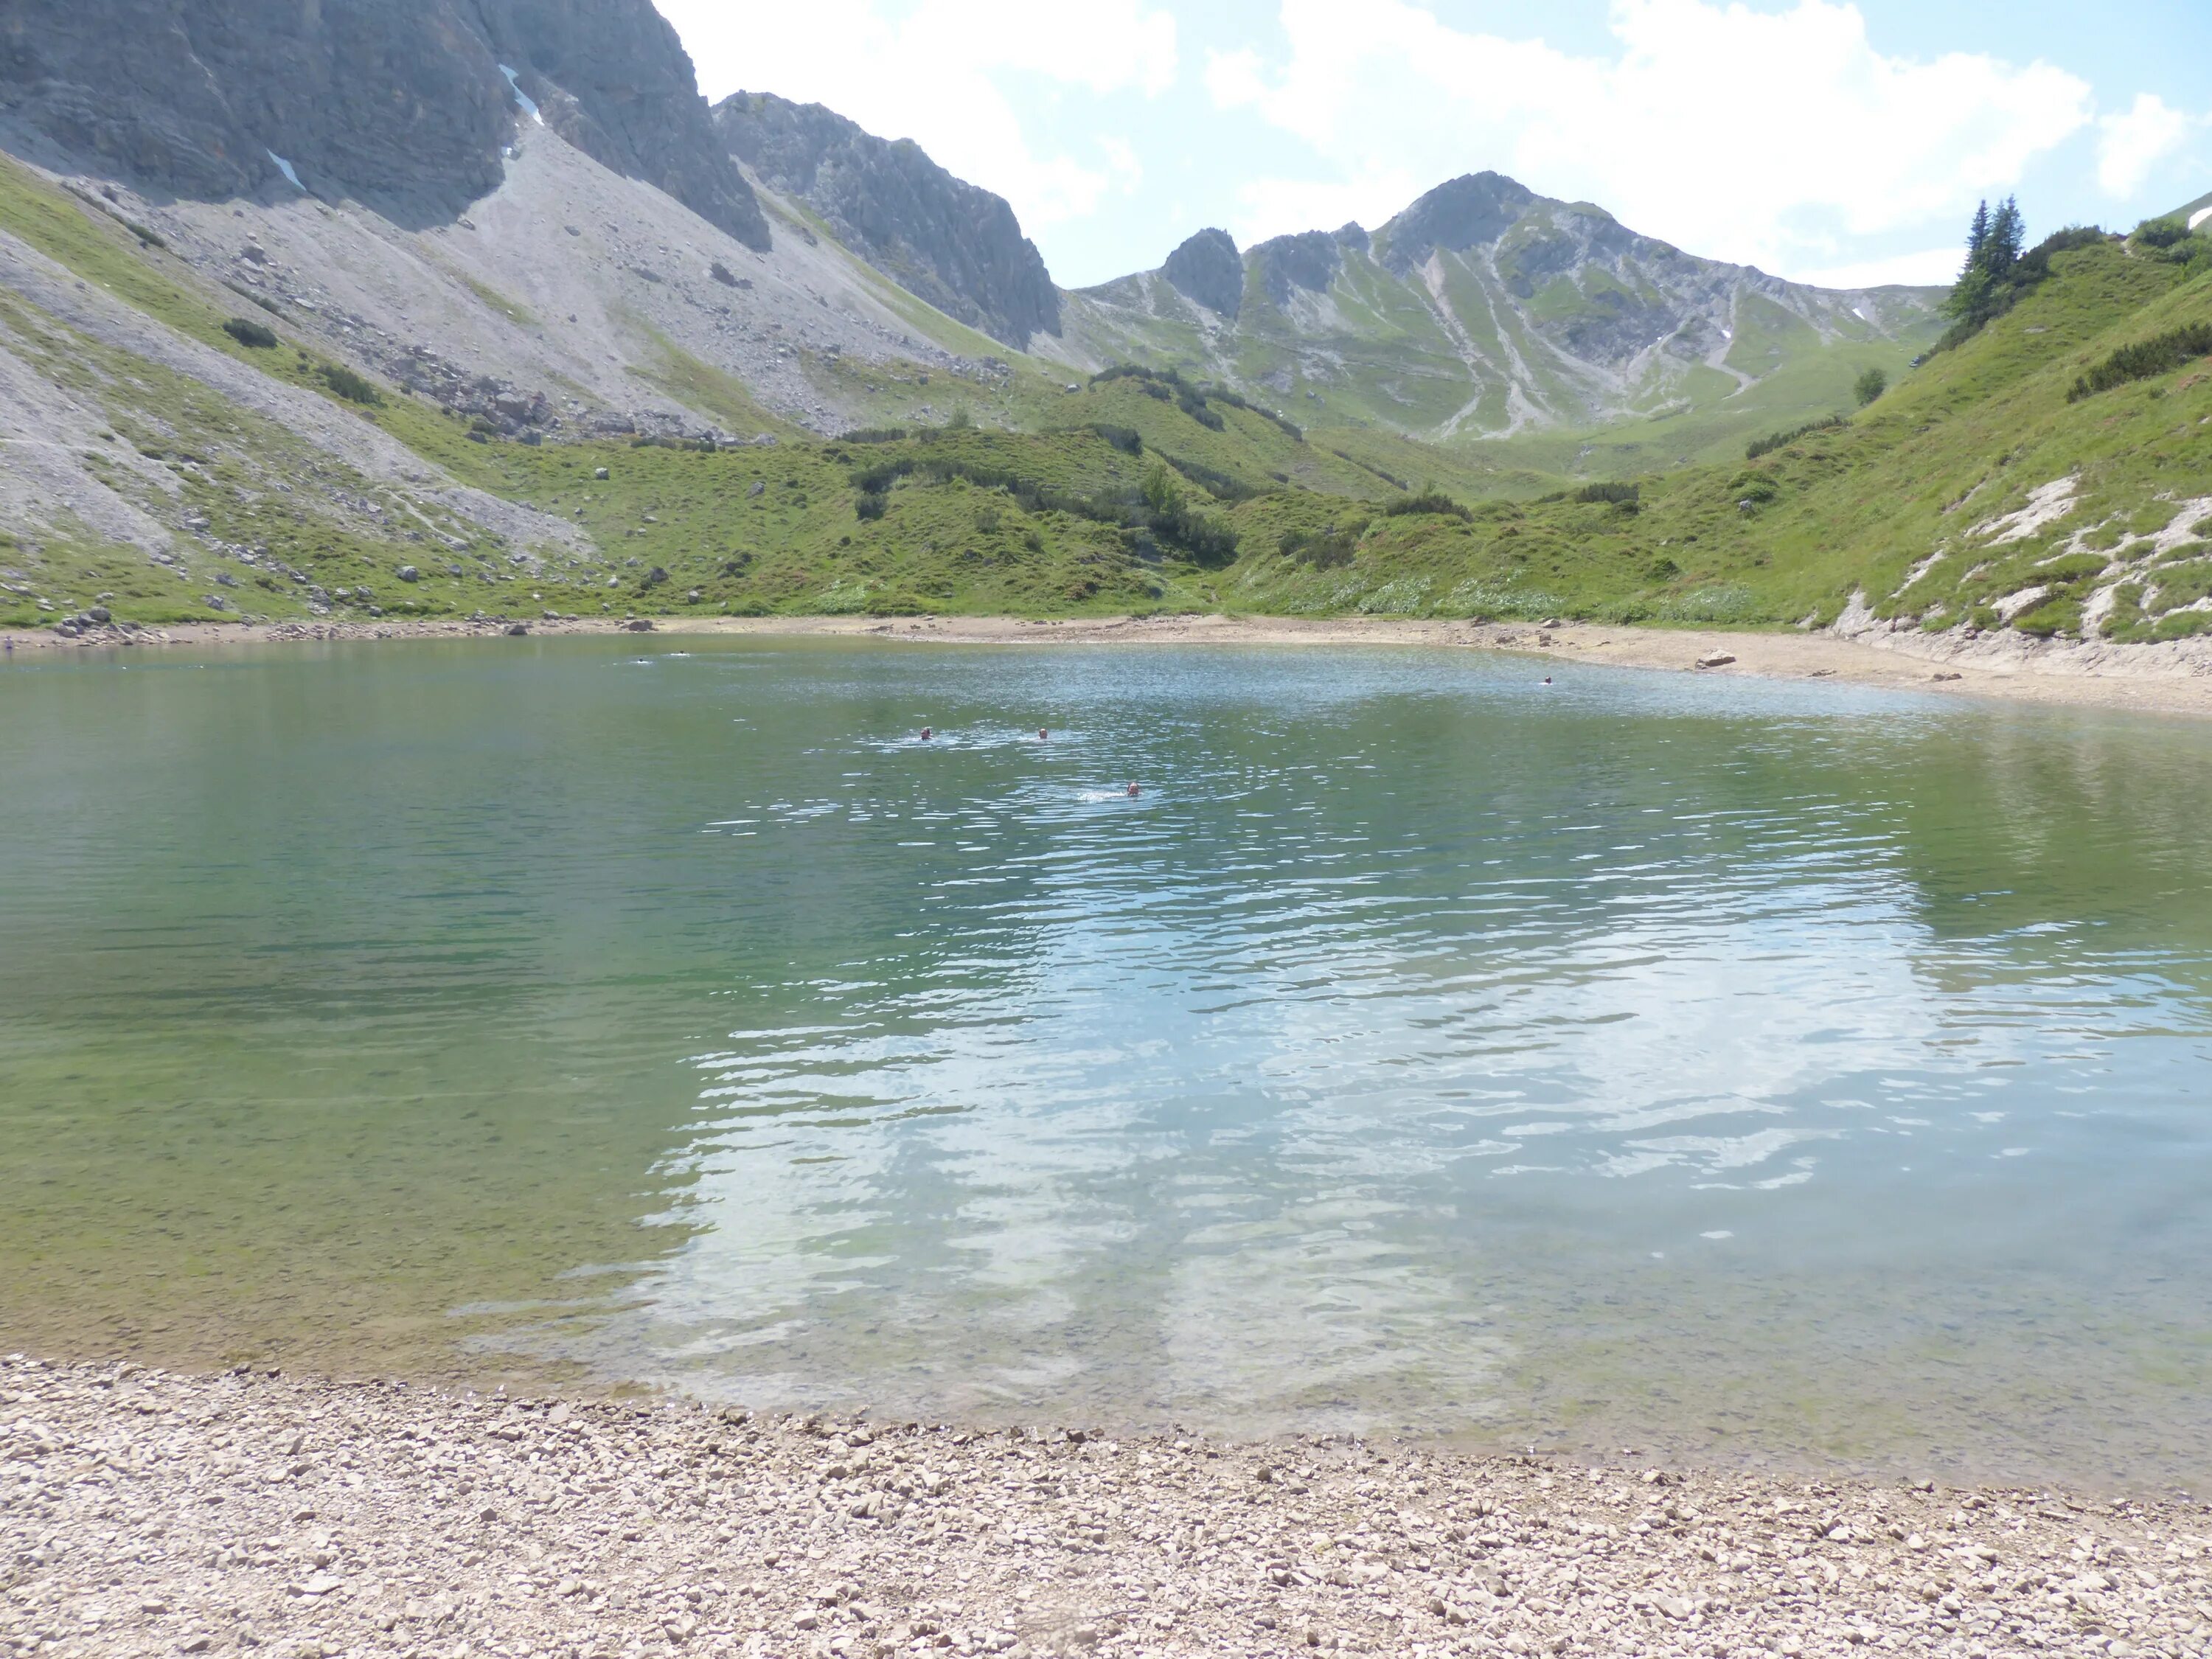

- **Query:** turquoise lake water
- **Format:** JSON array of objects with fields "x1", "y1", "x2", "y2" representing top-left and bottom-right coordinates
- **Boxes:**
[{"x1": 2, "y1": 637, "x2": 2208, "y2": 1491}]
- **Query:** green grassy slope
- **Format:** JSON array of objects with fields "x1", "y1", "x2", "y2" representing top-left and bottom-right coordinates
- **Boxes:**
[
  {"x1": 3, "y1": 144, "x2": 2205, "y2": 642},
  {"x1": 1222, "y1": 239, "x2": 2211, "y2": 629}
]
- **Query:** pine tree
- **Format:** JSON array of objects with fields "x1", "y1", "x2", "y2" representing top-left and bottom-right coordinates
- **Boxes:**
[
  {"x1": 1962, "y1": 201, "x2": 1992, "y2": 279},
  {"x1": 1987, "y1": 197, "x2": 2025, "y2": 276}
]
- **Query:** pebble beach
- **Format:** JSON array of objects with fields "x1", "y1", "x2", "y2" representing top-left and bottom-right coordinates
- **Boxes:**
[{"x1": 4, "y1": 1357, "x2": 2208, "y2": 1659}]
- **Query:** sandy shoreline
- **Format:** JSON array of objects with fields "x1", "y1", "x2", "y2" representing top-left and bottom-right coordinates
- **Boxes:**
[
  {"x1": 4, "y1": 1356, "x2": 2205, "y2": 1659},
  {"x1": 7, "y1": 611, "x2": 2212, "y2": 719}
]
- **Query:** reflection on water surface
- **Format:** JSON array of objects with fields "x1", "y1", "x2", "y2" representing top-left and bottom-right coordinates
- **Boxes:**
[{"x1": 1, "y1": 639, "x2": 2207, "y2": 1491}]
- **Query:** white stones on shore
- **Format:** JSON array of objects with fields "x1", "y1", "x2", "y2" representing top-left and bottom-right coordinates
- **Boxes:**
[{"x1": 1, "y1": 1355, "x2": 2210, "y2": 1659}]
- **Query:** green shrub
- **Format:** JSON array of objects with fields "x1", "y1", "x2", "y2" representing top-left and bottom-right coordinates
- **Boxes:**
[
  {"x1": 855, "y1": 491, "x2": 889, "y2": 521},
  {"x1": 1166, "y1": 455, "x2": 1263, "y2": 502},
  {"x1": 1382, "y1": 490, "x2": 1472, "y2": 522},
  {"x1": 1571, "y1": 481, "x2": 1640, "y2": 507},
  {"x1": 316, "y1": 364, "x2": 383, "y2": 406},
  {"x1": 839, "y1": 427, "x2": 908, "y2": 445},
  {"x1": 1089, "y1": 424, "x2": 1142, "y2": 456},
  {"x1": 223, "y1": 318, "x2": 278, "y2": 349},
  {"x1": 2132, "y1": 216, "x2": 2192, "y2": 250},
  {"x1": 1746, "y1": 415, "x2": 1846, "y2": 461},
  {"x1": 1279, "y1": 524, "x2": 1365, "y2": 568},
  {"x1": 1854, "y1": 367, "x2": 1887, "y2": 406},
  {"x1": 2067, "y1": 324, "x2": 2212, "y2": 402}
]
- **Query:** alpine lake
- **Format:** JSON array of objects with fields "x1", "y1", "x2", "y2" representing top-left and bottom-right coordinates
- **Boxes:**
[{"x1": 3, "y1": 636, "x2": 2208, "y2": 1496}]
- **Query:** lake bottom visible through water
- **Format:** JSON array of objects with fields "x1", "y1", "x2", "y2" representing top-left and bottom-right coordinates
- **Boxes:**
[{"x1": 1, "y1": 638, "x2": 2208, "y2": 1495}]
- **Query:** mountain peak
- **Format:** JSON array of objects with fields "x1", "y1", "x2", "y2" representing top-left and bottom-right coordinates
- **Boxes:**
[
  {"x1": 1161, "y1": 228, "x2": 1245, "y2": 319},
  {"x1": 1380, "y1": 171, "x2": 1540, "y2": 271}
]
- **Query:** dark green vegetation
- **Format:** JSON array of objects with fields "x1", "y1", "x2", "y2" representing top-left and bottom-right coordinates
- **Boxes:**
[
  {"x1": 2070, "y1": 323, "x2": 2212, "y2": 403},
  {"x1": 1, "y1": 151, "x2": 2207, "y2": 641},
  {"x1": 221, "y1": 316, "x2": 277, "y2": 349}
]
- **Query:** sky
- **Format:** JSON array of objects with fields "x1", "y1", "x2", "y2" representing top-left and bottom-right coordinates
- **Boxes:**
[{"x1": 655, "y1": 0, "x2": 2212, "y2": 291}]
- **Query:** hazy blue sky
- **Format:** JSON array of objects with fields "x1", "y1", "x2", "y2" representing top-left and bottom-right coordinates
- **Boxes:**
[{"x1": 659, "y1": 0, "x2": 2212, "y2": 289}]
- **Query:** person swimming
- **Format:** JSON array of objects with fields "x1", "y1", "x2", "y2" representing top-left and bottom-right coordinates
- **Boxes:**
[
  {"x1": 1039, "y1": 728, "x2": 1050, "y2": 740},
  {"x1": 919, "y1": 726, "x2": 933, "y2": 740},
  {"x1": 1126, "y1": 782, "x2": 1141, "y2": 798}
]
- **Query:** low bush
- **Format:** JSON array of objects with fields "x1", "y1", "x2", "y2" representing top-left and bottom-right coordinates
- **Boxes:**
[
  {"x1": 844, "y1": 451, "x2": 1238, "y2": 563},
  {"x1": 1854, "y1": 367, "x2": 1887, "y2": 407},
  {"x1": 1746, "y1": 414, "x2": 1846, "y2": 461},
  {"x1": 2067, "y1": 323, "x2": 2212, "y2": 403},
  {"x1": 1166, "y1": 455, "x2": 1264, "y2": 502},
  {"x1": 2131, "y1": 216, "x2": 2192, "y2": 251},
  {"x1": 1089, "y1": 424, "x2": 1143, "y2": 456},
  {"x1": 316, "y1": 363, "x2": 383, "y2": 406},
  {"x1": 1382, "y1": 490, "x2": 1472, "y2": 522},
  {"x1": 1571, "y1": 481, "x2": 1640, "y2": 507},
  {"x1": 222, "y1": 318, "x2": 278, "y2": 349},
  {"x1": 1279, "y1": 523, "x2": 1366, "y2": 568},
  {"x1": 839, "y1": 427, "x2": 908, "y2": 445},
  {"x1": 854, "y1": 491, "x2": 889, "y2": 521}
]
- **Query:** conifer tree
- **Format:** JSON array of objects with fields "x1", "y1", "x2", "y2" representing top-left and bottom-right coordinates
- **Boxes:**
[
  {"x1": 1987, "y1": 198, "x2": 2025, "y2": 276},
  {"x1": 1962, "y1": 201, "x2": 1992, "y2": 277}
]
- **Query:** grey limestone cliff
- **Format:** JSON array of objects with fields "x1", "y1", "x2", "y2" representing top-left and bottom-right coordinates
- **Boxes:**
[
  {"x1": 713, "y1": 91, "x2": 1058, "y2": 349},
  {"x1": 1160, "y1": 227, "x2": 1244, "y2": 319},
  {"x1": 0, "y1": 0, "x2": 770, "y2": 248}
]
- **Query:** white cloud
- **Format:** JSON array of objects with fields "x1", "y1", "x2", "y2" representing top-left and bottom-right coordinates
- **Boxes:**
[
  {"x1": 2096, "y1": 94, "x2": 2197, "y2": 198},
  {"x1": 1204, "y1": 0, "x2": 2093, "y2": 274},
  {"x1": 1789, "y1": 248, "x2": 1964, "y2": 291},
  {"x1": 657, "y1": 0, "x2": 1178, "y2": 228},
  {"x1": 1099, "y1": 136, "x2": 1146, "y2": 198}
]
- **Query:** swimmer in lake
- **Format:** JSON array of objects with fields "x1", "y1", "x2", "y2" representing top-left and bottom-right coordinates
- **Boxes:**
[
  {"x1": 1039, "y1": 728, "x2": 1049, "y2": 740},
  {"x1": 920, "y1": 726, "x2": 933, "y2": 740},
  {"x1": 1127, "y1": 782, "x2": 1141, "y2": 798}
]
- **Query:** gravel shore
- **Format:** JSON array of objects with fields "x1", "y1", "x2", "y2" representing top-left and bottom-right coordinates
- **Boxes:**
[
  {"x1": 4, "y1": 1356, "x2": 2206, "y2": 1659},
  {"x1": 9, "y1": 611, "x2": 2212, "y2": 720}
]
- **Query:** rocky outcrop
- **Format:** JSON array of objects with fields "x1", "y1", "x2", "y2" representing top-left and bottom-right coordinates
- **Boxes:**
[
  {"x1": 487, "y1": 1, "x2": 768, "y2": 249},
  {"x1": 0, "y1": 0, "x2": 769, "y2": 247},
  {"x1": 1161, "y1": 228, "x2": 1244, "y2": 319},
  {"x1": 1377, "y1": 171, "x2": 1537, "y2": 272},
  {"x1": 713, "y1": 91, "x2": 1057, "y2": 349},
  {"x1": 1249, "y1": 230, "x2": 1342, "y2": 307}
]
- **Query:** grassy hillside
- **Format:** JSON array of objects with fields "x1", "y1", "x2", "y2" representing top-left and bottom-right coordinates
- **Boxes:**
[
  {"x1": 2, "y1": 144, "x2": 2207, "y2": 642},
  {"x1": 1222, "y1": 237, "x2": 2211, "y2": 630}
]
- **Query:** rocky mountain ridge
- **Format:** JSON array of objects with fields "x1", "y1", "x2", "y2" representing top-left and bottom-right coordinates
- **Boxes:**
[
  {"x1": 0, "y1": 0, "x2": 1941, "y2": 478},
  {"x1": 714, "y1": 90, "x2": 1058, "y2": 350},
  {"x1": 0, "y1": 0, "x2": 769, "y2": 247},
  {"x1": 1062, "y1": 170, "x2": 1942, "y2": 457}
]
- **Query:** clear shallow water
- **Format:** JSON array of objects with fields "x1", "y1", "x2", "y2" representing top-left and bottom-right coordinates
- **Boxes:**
[{"x1": 2, "y1": 639, "x2": 2209, "y2": 1491}]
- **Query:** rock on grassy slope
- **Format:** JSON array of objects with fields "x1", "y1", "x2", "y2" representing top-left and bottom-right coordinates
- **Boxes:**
[{"x1": 1054, "y1": 173, "x2": 1946, "y2": 470}]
